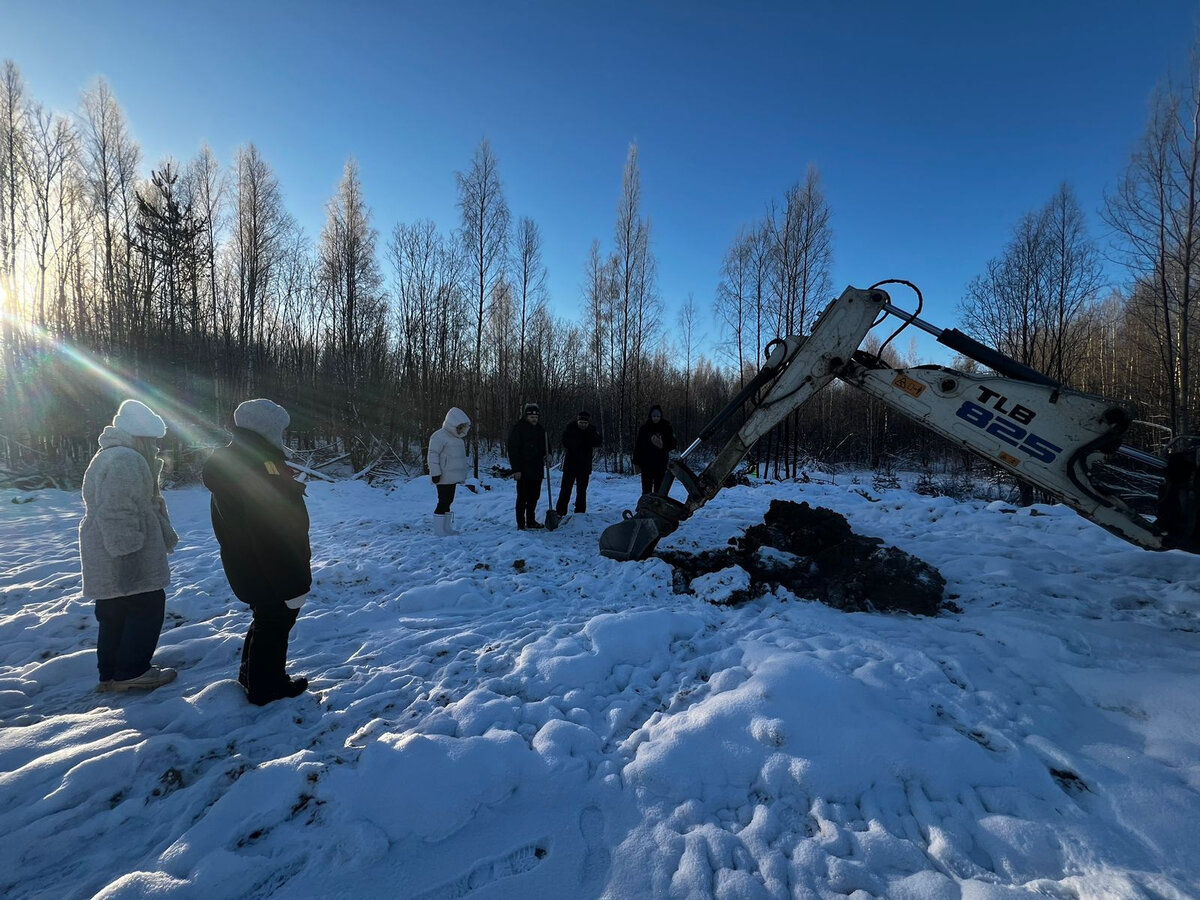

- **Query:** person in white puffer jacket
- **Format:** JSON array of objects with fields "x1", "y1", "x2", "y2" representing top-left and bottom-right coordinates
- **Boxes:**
[
  {"x1": 79, "y1": 399, "x2": 180, "y2": 693},
  {"x1": 427, "y1": 407, "x2": 471, "y2": 535}
]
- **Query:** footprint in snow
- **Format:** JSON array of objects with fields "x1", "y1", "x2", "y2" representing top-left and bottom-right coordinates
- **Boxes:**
[
  {"x1": 412, "y1": 841, "x2": 549, "y2": 900},
  {"x1": 578, "y1": 805, "x2": 611, "y2": 888}
]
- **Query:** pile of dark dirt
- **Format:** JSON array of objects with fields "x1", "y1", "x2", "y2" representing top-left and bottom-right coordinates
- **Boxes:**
[{"x1": 658, "y1": 499, "x2": 949, "y2": 616}]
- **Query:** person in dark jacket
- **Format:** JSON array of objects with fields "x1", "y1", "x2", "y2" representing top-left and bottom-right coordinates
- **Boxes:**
[
  {"x1": 507, "y1": 402, "x2": 548, "y2": 530},
  {"x1": 202, "y1": 399, "x2": 312, "y2": 706},
  {"x1": 632, "y1": 404, "x2": 677, "y2": 495},
  {"x1": 555, "y1": 410, "x2": 602, "y2": 516}
]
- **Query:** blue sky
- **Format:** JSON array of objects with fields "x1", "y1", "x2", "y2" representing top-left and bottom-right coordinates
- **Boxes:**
[{"x1": 3, "y1": 1, "x2": 1197, "y2": 365}]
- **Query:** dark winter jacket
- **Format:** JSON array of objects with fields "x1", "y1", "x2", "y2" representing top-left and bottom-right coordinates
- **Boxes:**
[
  {"x1": 507, "y1": 418, "x2": 548, "y2": 478},
  {"x1": 561, "y1": 422, "x2": 603, "y2": 474},
  {"x1": 202, "y1": 427, "x2": 312, "y2": 605},
  {"x1": 632, "y1": 411, "x2": 677, "y2": 475}
]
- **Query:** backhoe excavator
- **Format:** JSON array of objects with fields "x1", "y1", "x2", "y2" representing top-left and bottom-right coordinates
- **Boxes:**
[{"x1": 599, "y1": 285, "x2": 1200, "y2": 562}]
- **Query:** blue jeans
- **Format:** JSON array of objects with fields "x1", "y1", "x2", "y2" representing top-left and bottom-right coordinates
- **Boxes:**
[{"x1": 95, "y1": 589, "x2": 166, "y2": 681}]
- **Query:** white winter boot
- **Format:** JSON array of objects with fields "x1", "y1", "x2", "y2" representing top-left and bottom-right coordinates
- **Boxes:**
[
  {"x1": 444, "y1": 511, "x2": 457, "y2": 534},
  {"x1": 433, "y1": 514, "x2": 448, "y2": 536}
]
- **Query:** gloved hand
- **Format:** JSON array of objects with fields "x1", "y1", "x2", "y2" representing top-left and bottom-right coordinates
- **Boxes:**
[
  {"x1": 431, "y1": 474, "x2": 440, "y2": 484},
  {"x1": 514, "y1": 472, "x2": 522, "y2": 480},
  {"x1": 651, "y1": 434, "x2": 663, "y2": 449}
]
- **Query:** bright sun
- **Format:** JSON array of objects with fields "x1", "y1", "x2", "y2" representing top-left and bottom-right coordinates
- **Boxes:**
[{"x1": 0, "y1": 278, "x2": 34, "y2": 331}]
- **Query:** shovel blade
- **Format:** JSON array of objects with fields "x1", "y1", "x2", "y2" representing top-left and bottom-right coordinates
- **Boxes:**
[{"x1": 545, "y1": 510, "x2": 562, "y2": 531}]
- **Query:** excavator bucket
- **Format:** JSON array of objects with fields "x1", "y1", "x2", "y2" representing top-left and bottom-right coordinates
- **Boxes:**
[
  {"x1": 600, "y1": 493, "x2": 691, "y2": 561},
  {"x1": 599, "y1": 510, "x2": 664, "y2": 561}
]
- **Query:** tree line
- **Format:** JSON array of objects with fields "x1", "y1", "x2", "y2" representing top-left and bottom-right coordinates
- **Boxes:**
[
  {"x1": 0, "y1": 51, "x2": 1196, "y2": 490},
  {"x1": 0, "y1": 64, "x2": 735, "y2": 481}
]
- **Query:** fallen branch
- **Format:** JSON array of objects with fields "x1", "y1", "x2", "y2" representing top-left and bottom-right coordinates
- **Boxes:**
[
  {"x1": 311, "y1": 452, "x2": 351, "y2": 470},
  {"x1": 351, "y1": 456, "x2": 383, "y2": 481},
  {"x1": 286, "y1": 460, "x2": 337, "y2": 482}
]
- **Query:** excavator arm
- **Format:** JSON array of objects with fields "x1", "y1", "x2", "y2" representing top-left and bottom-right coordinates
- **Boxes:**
[{"x1": 599, "y1": 285, "x2": 1200, "y2": 561}]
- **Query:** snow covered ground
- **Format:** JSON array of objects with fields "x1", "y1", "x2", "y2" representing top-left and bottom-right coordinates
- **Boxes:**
[{"x1": 1, "y1": 470, "x2": 1198, "y2": 899}]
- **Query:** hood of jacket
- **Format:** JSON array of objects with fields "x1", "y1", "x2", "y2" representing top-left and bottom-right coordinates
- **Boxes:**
[
  {"x1": 97, "y1": 424, "x2": 140, "y2": 451},
  {"x1": 229, "y1": 425, "x2": 288, "y2": 462},
  {"x1": 97, "y1": 425, "x2": 164, "y2": 485},
  {"x1": 442, "y1": 407, "x2": 471, "y2": 435}
]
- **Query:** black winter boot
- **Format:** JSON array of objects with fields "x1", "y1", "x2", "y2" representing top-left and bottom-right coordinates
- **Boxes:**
[{"x1": 248, "y1": 676, "x2": 308, "y2": 706}]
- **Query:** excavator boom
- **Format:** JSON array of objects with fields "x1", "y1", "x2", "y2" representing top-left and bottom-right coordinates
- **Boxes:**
[{"x1": 599, "y1": 285, "x2": 1199, "y2": 562}]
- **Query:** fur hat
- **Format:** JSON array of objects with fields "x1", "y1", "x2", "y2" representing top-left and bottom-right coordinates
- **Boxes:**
[
  {"x1": 112, "y1": 399, "x2": 167, "y2": 439},
  {"x1": 234, "y1": 398, "x2": 290, "y2": 450},
  {"x1": 577, "y1": 410, "x2": 590, "y2": 420},
  {"x1": 523, "y1": 403, "x2": 540, "y2": 415}
]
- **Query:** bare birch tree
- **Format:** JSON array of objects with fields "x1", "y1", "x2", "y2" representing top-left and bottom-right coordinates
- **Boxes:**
[
  {"x1": 79, "y1": 77, "x2": 139, "y2": 350},
  {"x1": 318, "y1": 157, "x2": 383, "y2": 450},
  {"x1": 961, "y1": 183, "x2": 1101, "y2": 383},
  {"x1": 678, "y1": 292, "x2": 700, "y2": 438},
  {"x1": 183, "y1": 145, "x2": 226, "y2": 343},
  {"x1": 456, "y1": 137, "x2": 509, "y2": 476},
  {"x1": 24, "y1": 104, "x2": 74, "y2": 329},
  {"x1": 512, "y1": 215, "x2": 547, "y2": 388},
  {"x1": 232, "y1": 143, "x2": 288, "y2": 383},
  {"x1": 1105, "y1": 60, "x2": 1200, "y2": 438}
]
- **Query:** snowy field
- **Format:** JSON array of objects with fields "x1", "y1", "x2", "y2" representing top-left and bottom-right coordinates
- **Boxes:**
[{"x1": 1, "y1": 470, "x2": 1199, "y2": 900}]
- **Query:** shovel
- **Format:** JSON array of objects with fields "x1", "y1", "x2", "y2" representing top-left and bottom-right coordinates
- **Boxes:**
[{"x1": 544, "y1": 462, "x2": 562, "y2": 531}]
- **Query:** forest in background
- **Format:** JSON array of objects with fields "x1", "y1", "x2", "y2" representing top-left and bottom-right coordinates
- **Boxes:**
[{"x1": 0, "y1": 52, "x2": 1196, "y2": 489}]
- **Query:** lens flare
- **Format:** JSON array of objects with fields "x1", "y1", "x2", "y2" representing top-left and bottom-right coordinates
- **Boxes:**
[{"x1": 0, "y1": 311, "x2": 212, "y2": 449}]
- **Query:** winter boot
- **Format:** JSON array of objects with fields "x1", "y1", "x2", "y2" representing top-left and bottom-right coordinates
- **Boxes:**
[
  {"x1": 444, "y1": 511, "x2": 457, "y2": 534},
  {"x1": 433, "y1": 514, "x2": 448, "y2": 536},
  {"x1": 107, "y1": 665, "x2": 178, "y2": 692},
  {"x1": 248, "y1": 676, "x2": 308, "y2": 706}
]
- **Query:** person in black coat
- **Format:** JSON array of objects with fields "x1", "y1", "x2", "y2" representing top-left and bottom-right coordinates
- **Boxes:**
[
  {"x1": 632, "y1": 404, "x2": 677, "y2": 495},
  {"x1": 202, "y1": 399, "x2": 312, "y2": 706},
  {"x1": 555, "y1": 410, "x2": 603, "y2": 516},
  {"x1": 507, "y1": 402, "x2": 548, "y2": 529}
]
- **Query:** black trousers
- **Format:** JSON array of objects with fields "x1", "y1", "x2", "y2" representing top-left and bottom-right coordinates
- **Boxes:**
[
  {"x1": 556, "y1": 470, "x2": 591, "y2": 515},
  {"x1": 238, "y1": 600, "x2": 300, "y2": 699},
  {"x1": 515, "y1": 474, "x2": 543, "y2": 527},
  {"x1": 434, "y1": 482, "x2": 457, "y2": 514},
  {"x1": 95, "y1": 589, "x2": 166, "y2": 681},
  {"x1": 641, "y1": 467, "x2": 667, "y2": 495}
]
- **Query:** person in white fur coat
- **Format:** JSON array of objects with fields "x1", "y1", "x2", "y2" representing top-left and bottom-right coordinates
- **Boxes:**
[
  {"x1": 427, "y1": 407, "x2": 471, "y2": 535},
  {"x1": 79, "y1": 399, "x2": 179, "y2": 693}
]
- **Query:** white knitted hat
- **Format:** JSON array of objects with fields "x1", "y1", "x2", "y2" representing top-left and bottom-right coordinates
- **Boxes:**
[
  {"x1": 233, "y1": 399, "x2": 290, "y2": 450},
  {"x1": 112, "y1": 399, "x2": 167, "y2": 439}
]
